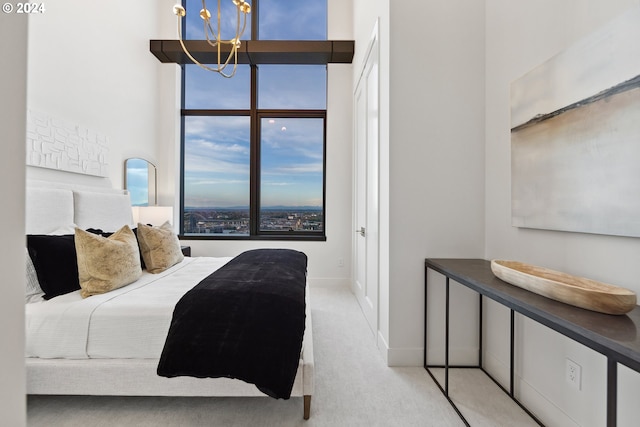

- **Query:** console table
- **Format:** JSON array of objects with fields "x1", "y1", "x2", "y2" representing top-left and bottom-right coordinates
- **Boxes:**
[{"x1": 424, "y1": 258, "x2": 640, "y2": 427}]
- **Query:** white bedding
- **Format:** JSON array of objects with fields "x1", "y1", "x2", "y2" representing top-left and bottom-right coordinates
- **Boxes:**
[{"x1": 26, "y1": 256, "x2": 232, "y2": 359}]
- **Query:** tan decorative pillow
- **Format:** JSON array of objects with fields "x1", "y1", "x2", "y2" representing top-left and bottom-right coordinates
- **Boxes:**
[
  {"x1": 75, "y1": 225, "x2": 142, "y2": 298},
  {"x1": 136, "y1": 221, "x2": 184, "y2": 274}
]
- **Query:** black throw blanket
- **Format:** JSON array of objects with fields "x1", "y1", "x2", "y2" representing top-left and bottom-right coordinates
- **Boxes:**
[{"x1": 157, "y1": 249, "x2": 307, "y2": 399}]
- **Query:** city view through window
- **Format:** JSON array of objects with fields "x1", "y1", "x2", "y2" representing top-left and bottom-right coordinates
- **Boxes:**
[{"x1": 184, "y1": 208, "x2": 324, "y2": 236}]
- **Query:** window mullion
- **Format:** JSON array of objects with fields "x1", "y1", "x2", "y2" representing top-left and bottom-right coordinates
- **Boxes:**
[
  {"x1": 250, "y1": 64, "x2": 259, "y2": 235},
  {"x1": 249, "y1": 0, "x2": 258, "y2": 235},
  {"x1": 179, "y1": 61, "x2": 186, "y2": 235}
]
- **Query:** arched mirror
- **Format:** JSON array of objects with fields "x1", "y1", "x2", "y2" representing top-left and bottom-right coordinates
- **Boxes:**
[{"x1": 124, "y1": 158, "x2": 157, "y2": 206}]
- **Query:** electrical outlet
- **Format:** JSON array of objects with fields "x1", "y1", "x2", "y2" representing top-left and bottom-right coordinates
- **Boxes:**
[
  {"x1": 338, "y1": 258, "x2": 344, "y2": 267},
  {"x1": 566, "y1": 358, "x2": 582, "y2": 390}
]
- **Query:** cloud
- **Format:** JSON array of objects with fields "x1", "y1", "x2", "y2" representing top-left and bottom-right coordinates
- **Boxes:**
[
  {"x1": 194, "y1": 139, "x2": 249, "y2": 155},
  {"x1": 191, "y1": 178, "x2": 248, "y2": 185},
  {"x1": 184, "y1": 116, "x2": 250, "y2": 140},
  {"x1": 258, "y1": 65, "x2": 326, "y2": 109},
  {"x1": 263, "y1": 181, "x2": 293, "y2": 186},
  {"x1": 262, "y1": 163, "x2": 323, "y2": 175}
]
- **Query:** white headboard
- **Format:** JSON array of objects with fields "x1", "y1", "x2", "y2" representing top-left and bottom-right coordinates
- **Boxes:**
[{"x1": 26, "y1": 180, "x2": 134, "y2": 234}]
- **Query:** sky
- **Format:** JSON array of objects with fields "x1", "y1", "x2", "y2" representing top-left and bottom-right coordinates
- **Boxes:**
[
  {"x1": 125, "y1": 158, "x2": 153, "y2": 206},
  {"x1": 181, "y1": 0, "x2": 327, "y2": 209}
]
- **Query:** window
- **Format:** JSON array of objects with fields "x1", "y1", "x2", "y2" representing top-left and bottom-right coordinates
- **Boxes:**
[
  {"x1": 259, "y1": 116, "x2": 325, "y2": 233},
  {"x1": 180, "y1": 0, "x2": 327, "y2": 240}
]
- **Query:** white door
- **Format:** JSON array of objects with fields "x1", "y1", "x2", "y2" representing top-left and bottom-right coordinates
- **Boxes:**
[{"x1": 353, "y1": 25, "x2": 379, "y2": 335}]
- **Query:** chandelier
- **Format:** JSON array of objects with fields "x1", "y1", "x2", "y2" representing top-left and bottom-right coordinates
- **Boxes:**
[{"x1": 173, "y1": 0, "x2": 251, "y2": 78}]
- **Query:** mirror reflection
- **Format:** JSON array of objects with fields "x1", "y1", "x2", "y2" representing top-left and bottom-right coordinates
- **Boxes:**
[{"x1": 124, "y1": 158, "x2": 157, "y2": 206}]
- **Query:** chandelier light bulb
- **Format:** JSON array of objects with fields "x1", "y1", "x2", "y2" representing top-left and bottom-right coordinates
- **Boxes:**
[
  {"x1": 173, "y1": 4, "x2": 186, "y2": 17},
  {"x1": 232, "y1": 0, "x2": 251, "y2": 14}
]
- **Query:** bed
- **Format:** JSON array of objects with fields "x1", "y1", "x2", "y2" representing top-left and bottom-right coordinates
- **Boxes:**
[{"x1": 24, "y1": 180, "x2": 314, "y2": 419}]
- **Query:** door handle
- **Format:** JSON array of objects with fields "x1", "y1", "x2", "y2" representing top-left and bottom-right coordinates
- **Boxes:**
[{"x1": 356, "y1": 227, "x2": 366, "y2": 237}]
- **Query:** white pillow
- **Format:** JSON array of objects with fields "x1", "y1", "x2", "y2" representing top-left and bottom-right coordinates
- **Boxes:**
[
  {"x1": 25, "y1": 249, "x2": 45, "y2": 303},
  {"x1": 25, "y1": 188, "x2": 75, "y2": 234},
  {"x1": 73, "y1": 190, "x2": 134, "y2": 232}
]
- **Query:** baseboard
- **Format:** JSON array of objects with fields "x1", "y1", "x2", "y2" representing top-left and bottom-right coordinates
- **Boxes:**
[
  {"x1": 425, "y1": 347, "x2": 481, "y2": 367},
  {"x1": 377, "y1": 332, "x2": 390, "y2": 365},
  {"x1": 306, "y1": 277, "x2": 350, "y2": 287},
  {"x1": 483, "y1": 350, "x2": 510, "y2": 388},
  {"x1": 483, "y1": 350, "x2": 581, "y2": 427},
  {"x1": 377, "y1": 333, "x2": 424, "y2": 367},
  {"x1": 518, "y1": 378, "x2": 580, "y2": 427}
]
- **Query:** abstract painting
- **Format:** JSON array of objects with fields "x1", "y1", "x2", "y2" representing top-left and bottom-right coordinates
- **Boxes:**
[{"x1": 510, "y1": 7, "x2": 640, "y2": 237}]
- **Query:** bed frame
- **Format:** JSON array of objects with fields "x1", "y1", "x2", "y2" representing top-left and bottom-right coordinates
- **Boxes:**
[{"x1": 25, "y1": 180, "x2": 314, "y2": 419}]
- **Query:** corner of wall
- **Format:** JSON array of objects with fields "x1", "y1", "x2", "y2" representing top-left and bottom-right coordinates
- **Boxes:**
[{"x1": 377, "y1": 332, "x2": 423, "y2": 367}]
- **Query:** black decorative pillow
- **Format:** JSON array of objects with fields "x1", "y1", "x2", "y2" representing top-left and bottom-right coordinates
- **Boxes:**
[{"x1": 26, "y1": 234, "x2": 80, "y2": 300}]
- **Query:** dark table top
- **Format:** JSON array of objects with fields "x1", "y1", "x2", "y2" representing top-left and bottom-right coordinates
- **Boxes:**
[{"x1": 425, "y1": 258, "x2": 640, "y2": 372}]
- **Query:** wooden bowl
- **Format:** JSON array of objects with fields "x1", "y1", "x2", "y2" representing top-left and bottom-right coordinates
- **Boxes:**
[{"x1": 490, "y1": 260, "x2": 637, "y2": 315}]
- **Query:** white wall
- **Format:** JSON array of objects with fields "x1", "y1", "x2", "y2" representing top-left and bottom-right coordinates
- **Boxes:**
[
  {"x1": 485, "y1": 1, "x2": 640, "y2": 425},
  {"x1": 387, "y1": 0, "x2": 486, "y2": 365},
  {"x1": 0, "y1": 11, "x2": 28, "y2": 427},
  {"x1": 179, "y1": 0, "x2": 355, "y2": 285},
  {"x1": 27, "y1": 0, "x2": 176, "y2": 188},
  {"x1": 352, "y1": 0, "x2": 486, "y2": 365}
]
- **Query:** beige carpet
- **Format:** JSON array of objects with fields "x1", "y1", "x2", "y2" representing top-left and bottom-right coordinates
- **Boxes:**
[{"x1": 27, "y1": 285, "x2": 533, "y2": 426}]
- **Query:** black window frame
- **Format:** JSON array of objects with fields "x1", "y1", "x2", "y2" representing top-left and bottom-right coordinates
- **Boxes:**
[{"x1": 178, "y1": 1, "x2": 327, "y2": 241}]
